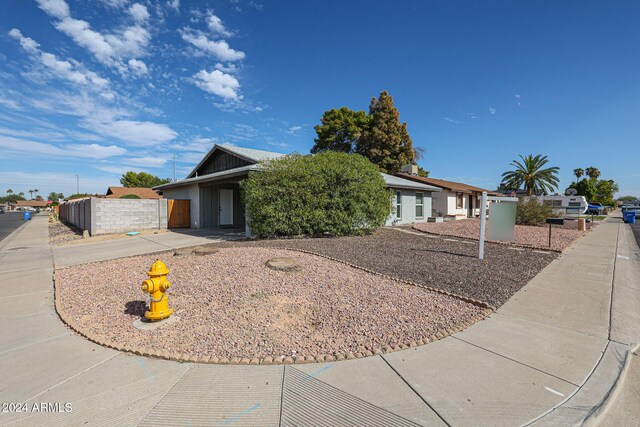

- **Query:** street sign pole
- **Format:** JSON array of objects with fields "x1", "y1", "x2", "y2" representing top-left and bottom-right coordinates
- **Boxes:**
[{"x1": 479, "y1": 191, "x2": 487, "y2": 260}]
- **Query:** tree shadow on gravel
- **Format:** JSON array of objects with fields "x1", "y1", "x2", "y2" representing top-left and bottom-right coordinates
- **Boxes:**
[
  {"x1": 124, "y1": 300, "x2": 147, "y2": 317},
  {"x1": 409, "y1": 247, "x2": 477, "y2": 259}
]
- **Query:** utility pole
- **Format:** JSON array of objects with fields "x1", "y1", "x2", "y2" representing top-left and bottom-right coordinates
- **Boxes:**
[{"x1": 75, "y1": 174, "x2": 79, "y2": 195}]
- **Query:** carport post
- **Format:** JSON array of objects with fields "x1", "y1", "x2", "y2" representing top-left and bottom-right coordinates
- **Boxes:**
[{"x1": 479, "y1": 191, "x2": 487, "y2": 260}]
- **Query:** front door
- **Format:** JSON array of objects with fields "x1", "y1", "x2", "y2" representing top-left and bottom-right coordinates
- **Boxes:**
[
  {"x1": 468, "y1": 195, "x2": 474, "y2": 217},
  {"x1": 219, "y1": 189, "x2": 234, "y2": 226}
]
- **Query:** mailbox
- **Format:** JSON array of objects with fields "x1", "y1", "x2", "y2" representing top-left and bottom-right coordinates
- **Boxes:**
[{"x1": 546, "y1": 218, "x2": 565, "y2": 225}]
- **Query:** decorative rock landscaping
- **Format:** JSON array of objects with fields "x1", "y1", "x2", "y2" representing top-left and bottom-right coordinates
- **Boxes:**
[
  {"x1": 413, "y1": 218, "x2": 589, "y2": 251},
  {"x1": 54, "y1": 247, "x2": 489, "y2": 364}
]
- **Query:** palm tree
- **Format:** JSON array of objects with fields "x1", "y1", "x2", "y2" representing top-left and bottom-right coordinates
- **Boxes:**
[
  {"x1": 6, "y1": 189, "x2": 13, "y2": 195},
  {"x1": 501, "y1": 154, "x2": 560, "y2": 196},
  {"x1": 585, "y1": 166, "x2": 600, "y2": 180},
  {"x1": 573, "y1": 168, "x2": 584, "y2": 182},
  {"x1": 18, "y1": 192, "x2": 24, "y2": 197},
  {"x1": 28, "y1": 189, "x2": 34, "y2": 199},
  {"x1": 34, "y1": 189, "x2": 39, "y2": 199}
]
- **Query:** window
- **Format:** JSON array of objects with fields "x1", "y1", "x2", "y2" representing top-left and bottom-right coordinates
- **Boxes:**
[
  {"x1": 415, "y1": 192, "x2": 424, "y2": 218},
  {"x1": 395, "y1": 191, "x2": 402, "y2": 219},
  {"x1": 456, "y1": 193, "x2": 463, "y2": 209}
]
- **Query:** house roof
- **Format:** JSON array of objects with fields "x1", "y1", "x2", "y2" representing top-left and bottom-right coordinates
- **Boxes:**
[
  {"x1": 382, "y1": 173, "x2": 442, "y2": 191},
  {"x1": 186, "y1": 144, "x2": 286, "y2": 179},
  {"x1": 394, "y1": 173, "x2": 501, "y2": 195},
  {"x1": 155, "y1": 165, "x2": 258, "y2": 190},
  {"x1": 105, "y1": 187, "x2": 162, "y2": 199},
  {"x1": 13, "y1": 200, "x2": 48, "y2": 207}
]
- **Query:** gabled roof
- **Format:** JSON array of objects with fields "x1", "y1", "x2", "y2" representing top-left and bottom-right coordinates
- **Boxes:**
[
  {"x1": 154, "y1": 165, "x2": 258, "y2": 190},
  {"x1": 382, "y1": 173, "x2": 442, "y2": 191},
  {"x1": 394, "y1": 173, "x2": 501, "y2": 195},
  {"x1": 105, "y1": 187, "x2": 162, "y2": 199},
  {"x1": 186, "y1": 144, "x2": 286, "y2": 179}
]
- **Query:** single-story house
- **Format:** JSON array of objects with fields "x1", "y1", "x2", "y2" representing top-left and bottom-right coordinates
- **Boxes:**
[
  {"x1": 155, "y1": 144, "x2": 441, "y2": 236},
  {"x1": 395, "y1": 171, "x2": 501, "y2": 219},
  {"x1": 9, "y1": 200, "x2": 48, "y2": 211},
  {"x1": 105, "y1": 186, "x2": 162, "y2": 199}
]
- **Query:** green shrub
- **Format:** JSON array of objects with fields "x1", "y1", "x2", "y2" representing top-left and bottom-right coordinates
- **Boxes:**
[
  {"x1": 515, "y1": 198, "x2": 553, "y2": 225},
  {"x1": 120, "y1": 194, "x2": 141, "y2": 199},
  {"x1": 241, "y1": 151, "x2": 392, "y2": 237}
]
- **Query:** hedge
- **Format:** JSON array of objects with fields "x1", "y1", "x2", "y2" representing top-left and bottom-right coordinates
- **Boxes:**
[{"x1": 241, "y1": 151, "x2": 391, "y2": 237}]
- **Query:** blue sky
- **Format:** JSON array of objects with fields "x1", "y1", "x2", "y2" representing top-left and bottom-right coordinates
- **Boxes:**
[{"x1": 1, "y1": 0, "x2": 638, "y2": 198}]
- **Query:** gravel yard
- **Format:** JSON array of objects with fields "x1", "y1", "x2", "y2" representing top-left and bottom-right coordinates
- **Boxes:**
[
  {"x1": 49, "y1": 218, "x2": 83, "y2": 245},
  {"x1": 220, "y1": 228, "x2": 557, "y2": 308},
  {"x1": 413, "y1": 218, "x2": 588, "y2": 251},
  {"x1": 55, "y1": 247, "x2": 484, "y2": 360}
]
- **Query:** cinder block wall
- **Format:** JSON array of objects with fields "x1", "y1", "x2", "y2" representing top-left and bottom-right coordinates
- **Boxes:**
[
  {"x1": 91, "y1": 198, "x2": 168, "y2": 235},
  {"x1": 59, "y1": 198, "x2": 168, "y2": 236},
  {"x1": 59, "y1": 198, "x2": 91, "y2": 231}
]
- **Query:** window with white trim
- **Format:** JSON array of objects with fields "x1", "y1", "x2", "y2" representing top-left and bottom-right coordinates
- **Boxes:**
[
  {"x1": 456, "y1": 192, "x2": 464, "y2": 209},
  {"x1": 395, "y1": 191, "x2": 402, "y2": 219},
  {"x1": 415, "y1": 192, "x2": 424, "y2": 218}
]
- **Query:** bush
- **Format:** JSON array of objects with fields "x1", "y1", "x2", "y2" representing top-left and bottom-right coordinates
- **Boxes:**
[
  {"x1": 515, "y1": 198, "x2": 553, "y2": 225},
  {"x1": 241, "y1": 151, "x2": 392, "y2": 237},
  {"x1": 120, "y1": 194, "x2": 141, "y2": 199}
]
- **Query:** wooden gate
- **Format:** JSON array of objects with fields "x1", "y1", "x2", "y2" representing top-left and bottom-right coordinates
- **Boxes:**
[{"x1": 167, "y1": 199, "x2": 190, "y2": 228}]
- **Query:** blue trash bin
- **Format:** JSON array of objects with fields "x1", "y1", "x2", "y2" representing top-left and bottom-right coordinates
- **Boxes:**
[
  {"x1": 23, "y1": 211, "x2": 31, "y2": 221},
  {"x1": 624, "y1": 211, "x2": 636, "y2": 224}
]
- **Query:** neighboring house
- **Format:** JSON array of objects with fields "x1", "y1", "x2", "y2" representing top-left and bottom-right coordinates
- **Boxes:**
[
  {"x1": 105, "y1": 187, "x2": 162, "y2": 199},
  {"x1": 155, "y1": 144, "x2": 441, "y2": 235},
  {"x1": 395, "y1": 172, "x2": 501, "y2": 219},
  {"x1": 10, "y1": 200, "x2": 48, "y2": 211}
]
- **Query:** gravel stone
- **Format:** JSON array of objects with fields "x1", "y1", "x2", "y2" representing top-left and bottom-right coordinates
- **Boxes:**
[
  {"x1": 56, "y1": 247, "x2": 483, "y2": 360},
  {"x1": 413, "y1": 218, "x2": 589, "y2": 251},
  {"x1": 218, "y1": 228, "x2": 557, "y2": 308}
]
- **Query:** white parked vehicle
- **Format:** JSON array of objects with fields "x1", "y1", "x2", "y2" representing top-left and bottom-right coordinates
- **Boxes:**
[{"x1": 525, "y1": 195, "x2": 588, "y2": 216}]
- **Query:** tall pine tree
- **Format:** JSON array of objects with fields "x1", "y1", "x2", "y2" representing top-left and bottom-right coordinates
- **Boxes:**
[{"x1": 357, "y1": 91, "x2": 415, "y2": 173}]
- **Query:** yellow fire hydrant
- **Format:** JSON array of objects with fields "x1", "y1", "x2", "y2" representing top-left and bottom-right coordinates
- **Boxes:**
[{"x1": 141, "y1": 260, "x2": 174, "y2": 321}]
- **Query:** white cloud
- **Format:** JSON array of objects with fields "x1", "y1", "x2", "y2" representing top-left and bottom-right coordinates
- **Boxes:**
[
  {"x1": 489, "y1": 107, "x2": 496, "y2": 115},
  {"x1": 128, "y1": 58, "x2": 148, "y2": 76},
  {"x1": 9, "y1": 28, "x2": 112, "y2": 91},
  {"x1": 100, "y1": 0, "x2": 129, "y2": 8},
  {"x1": 36, "y1": 0, "x2": 151, "y2": 74},
  {"x1": 171, "y1": 136, "x2": 217, "y2": 152},
  {"x1": 207, "y1": 14, "x2": 233, "y2": 37},
  {"x1": 214, "y1": 62, "x2": 238, "y2": 74},
  {"x1": 128, "y1": 3, "x2": 150, "y2": 22},
  {"x1": 286, "y1": 125, "x2": 302, "y2": 135},
  {"x1": 82, "y1": 118, "x2": 178, "y2": 146},
  {"x1": 36, "y1": 0, "x2": 70, "y2": 19},
  {"x1": 123, "y1": 156, "x2": 168, "y2": 167},
  {"x1": 444, "y1": 117, "x2": 461, "y2": 124},
  {"x1": 0, "y1": 135, "x2": 126, "y2": 159},
  {"x1": 181, "y1": 30, "x2": 245, "y2": 61},
  {"x1": 167, "y1": 0, "x2": 180, "y2": 12},
  {"x1": 193, "y1": 69, "x2": 240, "y2": 99}
]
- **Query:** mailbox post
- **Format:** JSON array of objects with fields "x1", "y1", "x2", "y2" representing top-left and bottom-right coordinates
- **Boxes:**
[{"x1": 545, "y1": 218, "x2": 565, "y2": 248}]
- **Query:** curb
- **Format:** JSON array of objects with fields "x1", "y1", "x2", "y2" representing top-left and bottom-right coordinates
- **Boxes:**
[{"x1": 53, "y1": 247, "x2": 494, "y2": 366}]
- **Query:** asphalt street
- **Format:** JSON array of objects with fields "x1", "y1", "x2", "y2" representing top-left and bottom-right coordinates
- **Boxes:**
[{"x1": 0, "y1": 211, "x2": 27, "y2": 242}]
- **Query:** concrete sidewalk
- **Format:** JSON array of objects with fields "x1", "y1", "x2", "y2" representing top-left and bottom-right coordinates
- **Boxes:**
[{"x1": 0, "y1": 215, "x2": 637, "y2": 426}]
